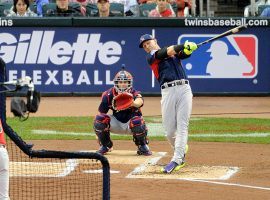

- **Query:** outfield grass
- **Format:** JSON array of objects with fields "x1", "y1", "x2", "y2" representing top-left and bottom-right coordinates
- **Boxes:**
[{"x1": 6, "y1": 116, "x2": 270, "y2": 144}]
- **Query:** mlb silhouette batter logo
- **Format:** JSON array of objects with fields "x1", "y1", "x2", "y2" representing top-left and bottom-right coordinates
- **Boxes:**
[{"x1": 178, "y1": 34, "x2": 258, "y2": 78}]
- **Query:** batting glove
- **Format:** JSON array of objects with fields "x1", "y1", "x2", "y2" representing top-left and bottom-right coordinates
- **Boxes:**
[{"x1": 184, "y1": 40, "x2": 198, "y2": 55}]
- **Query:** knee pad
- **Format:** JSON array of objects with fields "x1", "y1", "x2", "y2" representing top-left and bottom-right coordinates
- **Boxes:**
[
  {"x1": 130, "y1": 116, "x2": 148, "y2": 146},
  {"x1": 94, "y1": 114, "x2": 112, "y2": 147},
  {"x1": 94, "y1": 113, "x2": 110, "y2": 133}
]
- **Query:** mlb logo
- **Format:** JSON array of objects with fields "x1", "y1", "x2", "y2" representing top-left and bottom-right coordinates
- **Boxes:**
[{"x1": 178, "y1": 34, "x2": 258, "y2": 78}]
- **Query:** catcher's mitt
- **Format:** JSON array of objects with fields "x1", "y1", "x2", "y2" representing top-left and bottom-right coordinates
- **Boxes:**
[{"x1": 112, "y1": 92, "x2": 134, "y2": 111}]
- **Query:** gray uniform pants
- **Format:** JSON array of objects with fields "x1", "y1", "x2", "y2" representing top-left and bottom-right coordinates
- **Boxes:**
[
  {"x1": 0, "y1": 146, "x2": 9, "y2": 200},
  {"x1": 109, "y1": 115, "x2": 132, "y2": 135},
  {"x1": 161, "y1": 84, "x2": 193, "y2": 165}
]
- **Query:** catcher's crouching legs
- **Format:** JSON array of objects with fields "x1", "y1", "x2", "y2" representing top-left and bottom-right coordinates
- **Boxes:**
[
  {"x1": 94, "y1": 113, "x2": 113, "y2": 155},
  {"x1": 130, "y1": 116, "x2": 152, "y2": 156}
]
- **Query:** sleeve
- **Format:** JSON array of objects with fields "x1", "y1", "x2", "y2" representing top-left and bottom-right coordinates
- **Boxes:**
[
  {"x1": 98, "y1": 92, "x2": 110, "y2": 113},
  {"x1": 176, "y1": 45, "x2": 191, "y2": 60},
  {"x1": 155, "y1": 46, "x2": 169, "y2": 60}
]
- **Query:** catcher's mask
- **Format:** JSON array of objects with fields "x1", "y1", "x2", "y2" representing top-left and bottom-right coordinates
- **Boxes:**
[{"x1": 113, "y1": 69, "x2": 133, "y2": 93}]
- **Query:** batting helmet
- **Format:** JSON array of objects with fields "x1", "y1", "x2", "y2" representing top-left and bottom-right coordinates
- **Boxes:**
[
  {"x1": 113, "y1": 69, "x2": 133, "y2": 93},
  {"x1": 139, "y1": 34, "x2": 154, "y2": 48}
]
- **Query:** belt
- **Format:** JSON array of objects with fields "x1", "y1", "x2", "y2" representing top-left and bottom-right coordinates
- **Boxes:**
[{"x1": 161, "y1": 80, "x2": 189, "y2": 89}]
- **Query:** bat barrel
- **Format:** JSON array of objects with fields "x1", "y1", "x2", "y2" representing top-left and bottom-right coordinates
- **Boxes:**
[{"x1": 196, "y1": 24, "x2": 248, "y2": 48}]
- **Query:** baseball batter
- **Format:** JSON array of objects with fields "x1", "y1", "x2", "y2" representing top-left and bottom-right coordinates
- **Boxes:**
[
  {"x1": 94, "y1": 68, "x2": 152, "y2": 156},
  {"x1": 139, "y1": 34, "x2": 197, "y2": 173},
  {"x1": 0, "y1": 119, "x2": 9, "y2": 200}
]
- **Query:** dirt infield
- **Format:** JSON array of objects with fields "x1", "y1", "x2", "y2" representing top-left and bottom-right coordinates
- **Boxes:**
[
  {"x1": 6, "y1": 97, "x2": 270, "y2": 199},
  {"x1": 6, "y1": 96, "x2": 270, "y2": 118},
  {"x1": 31, "y1": 140, "x2": 270, "y2": 200}
]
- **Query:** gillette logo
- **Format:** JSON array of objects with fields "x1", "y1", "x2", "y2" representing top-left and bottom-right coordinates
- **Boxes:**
[
  {"x1": 0, "y1": 31, "x2": 122, "y2": 65},
  {"x1": 179, "y1": 34, "x2": 258, "y2": 78}
]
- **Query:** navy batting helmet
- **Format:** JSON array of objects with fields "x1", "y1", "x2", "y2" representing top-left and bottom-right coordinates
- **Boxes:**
[{"x1": 139, "y1": 34, "x2": 154, "y2": 48}]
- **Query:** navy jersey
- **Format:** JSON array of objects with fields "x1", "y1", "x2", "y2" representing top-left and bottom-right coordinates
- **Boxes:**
[
  {"x1": 98, "y1": 87, "x2": 143, "y2": 123},
  {"x1": 147, "y1": 46, "x2": 190, "y2": 86}
]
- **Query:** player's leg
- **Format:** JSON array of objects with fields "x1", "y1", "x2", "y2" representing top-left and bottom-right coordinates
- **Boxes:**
[
  {"x1": 161, "y1": 87, "x2": 177, "y2": 147},
  {"x1": 0, "y1": 147, "x2": 9, "y2": 200},
  {"x1": 129, "y1": 116, "x2": 152, "y2": 156},
  {"x1": 109, "y1": 115, "x2": 131, "y2": 134},
  {"x1": 94, "y1": 113, "x2": 113, "y2": 155},
  {"x1": 163, "y1": 85, "x2": 192, "y2": 173},
  {"x1": 161, "y1": 85, "x2": 192, "y2": 173},
  {"x1": 160, "y1": 87, "x2": 179, "y2": 173},
  {"x1": 173, "y1": 85, "x2": 193, "y2": 164}
]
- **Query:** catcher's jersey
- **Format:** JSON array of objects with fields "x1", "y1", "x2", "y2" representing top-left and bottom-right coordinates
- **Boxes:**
[
  {"x1": 98, "y1": 87, "x2": 143, "y2": 123},
  {"x1": 147, "y1": 47, "x2": 190, "y2": 86}
]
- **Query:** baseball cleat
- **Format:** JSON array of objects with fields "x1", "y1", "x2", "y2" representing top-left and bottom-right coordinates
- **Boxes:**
[
  {"x1": 161, "y1": 161, "x2": 186, "y2": 174},
  {"x1": 96, "y1": 146, "x2": 112, "y2": 155},
  {"x1": 137, "y1": 144, "x2": 152, "y2": 156}
]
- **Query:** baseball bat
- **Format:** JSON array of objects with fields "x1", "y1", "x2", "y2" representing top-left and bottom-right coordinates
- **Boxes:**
[{"x1": 197, "y1": 24, "x2": 248, "y2": 48}]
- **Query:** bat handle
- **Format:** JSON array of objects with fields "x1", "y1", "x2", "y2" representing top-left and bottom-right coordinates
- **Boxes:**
[{"x1": 196, "y1": 43, "x2": 203, "y2": 48}]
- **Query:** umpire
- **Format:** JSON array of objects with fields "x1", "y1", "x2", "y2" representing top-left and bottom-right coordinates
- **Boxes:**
[{"x1": 139, "y1": 34, "x2": 197, "y2": 173}]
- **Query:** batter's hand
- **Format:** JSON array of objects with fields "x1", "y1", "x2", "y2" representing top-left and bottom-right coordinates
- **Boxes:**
[{"x1": 184, "y1": 40, "x2": 198, "y2": 55}]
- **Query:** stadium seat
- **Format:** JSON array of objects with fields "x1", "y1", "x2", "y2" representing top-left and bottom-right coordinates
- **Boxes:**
[
  {"x1": 258, "y1": 5, "x2": 270, "y2": 15},
  {"x1": 42, "y1": 3, "x2": 57, "y2": 16},
  {"x1": 171, "y1": 2, "x2": 178, "y2": 16},
  {"x1": 0, "y1": 3, "x2": 12, "y2": 17},
  {"x1": 110, "y1": 3, "x2": 124, "y2": 17},
  {"x1": 86, "y1": 3, "x2": 98, "y2": 16},
  {"x1": 29, "y1": 3, "x2": 37, "y2": 14},
  {"x1": 243, "y1": 0, "x2": 270, "y2": 16},
  {"x1": 139, "y1": 3, "x2": 156, "y2": 17}
]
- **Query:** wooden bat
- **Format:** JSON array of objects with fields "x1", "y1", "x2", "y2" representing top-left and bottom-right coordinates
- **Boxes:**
[{"x1": 197, "y1": 24, "x2": 248, "y2": 48}]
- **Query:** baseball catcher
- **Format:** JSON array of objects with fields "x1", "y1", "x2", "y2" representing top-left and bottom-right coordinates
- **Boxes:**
[{"x1": 94, "y1": 68, "x2": 152, "y2": 156}]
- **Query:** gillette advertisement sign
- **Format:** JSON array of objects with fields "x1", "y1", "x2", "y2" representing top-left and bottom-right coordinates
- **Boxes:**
[{"x1": 0, "y1": 27, "x2": 269, "y2": 94}]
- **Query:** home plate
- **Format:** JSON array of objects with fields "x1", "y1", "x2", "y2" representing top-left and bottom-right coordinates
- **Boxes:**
[{"x1": 127, "y1": 165, "x2": 239, "y2": 180}]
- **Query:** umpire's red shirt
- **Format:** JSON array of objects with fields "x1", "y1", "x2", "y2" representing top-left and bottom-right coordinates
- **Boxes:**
[{"x1": 0, "y1": 119, "x2": 6, "y2": 145}]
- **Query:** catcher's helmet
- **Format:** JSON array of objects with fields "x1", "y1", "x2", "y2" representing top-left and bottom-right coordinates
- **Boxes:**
[{"x1": 113, "y1": 69, "x2": 133, "y2": 93}]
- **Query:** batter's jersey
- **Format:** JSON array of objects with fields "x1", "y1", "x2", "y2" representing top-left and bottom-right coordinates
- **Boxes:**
[
  {"x1": 98, "y1": 87, "x2": 143, "y2": 123},
  {"x1": 146, "y1": 46, "x2": 190, "y2": 86},
  {"x1": 0, "y1": 119, "x2": 6, "y2": 145}
]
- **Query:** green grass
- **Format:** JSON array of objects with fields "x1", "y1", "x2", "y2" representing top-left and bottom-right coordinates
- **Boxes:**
[{"x1": 6, "y1": 116, "x2": 270, "y2": 144}]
